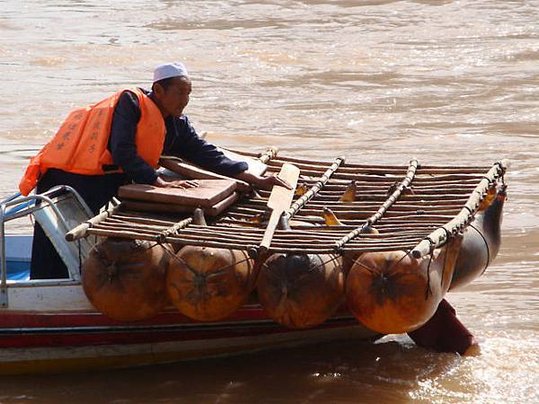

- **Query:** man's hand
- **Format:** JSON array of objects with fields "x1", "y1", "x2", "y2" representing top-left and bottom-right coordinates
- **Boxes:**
[
  {"x1": 256, "y1": 174, "x2": 292, "y2": 191},
  {"x1": 153, "y1": 177, "x2": 199, "y2": 189},
  {"x1": 234, "y1": 171, "x2": 293, "y2": 191}
]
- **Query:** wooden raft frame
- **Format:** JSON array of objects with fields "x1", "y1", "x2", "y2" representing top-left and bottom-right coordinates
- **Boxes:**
[{"x1": 66, "y1": 148, "x2": 507, "y2": 259}]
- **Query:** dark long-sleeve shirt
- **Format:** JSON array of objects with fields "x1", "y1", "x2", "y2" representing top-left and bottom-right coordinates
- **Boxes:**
[{"x1": 108, "y1": 89, "x2": 248, "y2": 184}]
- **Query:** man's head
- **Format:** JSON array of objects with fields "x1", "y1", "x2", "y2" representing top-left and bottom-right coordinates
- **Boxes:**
[{"x1": 151, "y1": 62, "x2": 192, "y2": 118}]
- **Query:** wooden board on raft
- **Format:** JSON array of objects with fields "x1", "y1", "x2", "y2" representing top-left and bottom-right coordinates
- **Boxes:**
[
  {"x1": 159, "y1": 151, "x2": 266, "y2": 192},
  {"x1": 122, "y1": 192, "x2": 239, "y2": 217},
  {"x1": 218, "y1": 148, "x2": 268, "y2": 176},
  {"x1": 118, "y1": 180, "x2": 237, "y2": 208}
]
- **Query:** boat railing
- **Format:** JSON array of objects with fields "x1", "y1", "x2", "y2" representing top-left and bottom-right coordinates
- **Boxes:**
[{"x1": 0, "y1": 186, "x2": 93, "y2": 307}]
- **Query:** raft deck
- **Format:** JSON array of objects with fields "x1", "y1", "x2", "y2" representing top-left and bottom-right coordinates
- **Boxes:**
[{"x1": 68, "y1": 148, "x2": 507, "y2": 261}]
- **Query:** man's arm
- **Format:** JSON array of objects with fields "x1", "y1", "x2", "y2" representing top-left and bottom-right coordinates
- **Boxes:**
[
  {"x1": 163, "y1": 116, "x2": 290, "y2": 190},
  {"x1": 163, "y1": 116, "x2": 248, "y2": 176}
]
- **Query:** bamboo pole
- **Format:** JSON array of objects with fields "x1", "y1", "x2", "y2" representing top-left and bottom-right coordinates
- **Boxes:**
[
  {"x1": 411, "y1": 160, "x2": 507, "y2": 258},
  {"x1": 89, "y1": 217, "x2": 194, "y2": 243},
  {"x1": 285, "y1": 156, "x2": 345, "y2": 220},
  {"x1": 65, "y1": 202, "x2": 121, "y2": 241},
  {"x1": 284, "y1": 226, "x2": 437, "y2": 235},
  {"x1": 83, "y1": 225, "x2": 422, "y2": 254},
  {"x1": 292, "y1": 185, "x2": 478, "y2": 194},
  {"x1": 257, "y1": 146, "x2": 279, "y2": 163},
  {"x1": 249, "y1": 149, "x2": 489, "y2": 173},
  {"x1": 110, "y1": 213, "x2": 178, "y2": 226},
  {"x1": 237, "y1": 199, "x2": 471, "y2": 210},
  {"x1": 256, "y1": 189, "x2": 473, "y2": 201},
  {"x1": 221, "y1": 211, "x2": 451, "y2": 223},
  {"x1": 161, "y1": 235, "x2": 418, "y2": 251},
  {"x1": 95, "y1": 222, "x2": 168, "y2": 232},
  {"x1": 296, "y1": 177, "x2": 481, "y2": 187},
  {"x1": 156, "y1": 217, "x2": 194, "y2": 243},
  {"x1": 283, "y1": 207, "x2": 462, "y2": 218},
  {"x1": 98, "y1": 224, "x2": 424, "y2": 245},
  {"x1": 270, "y1": 158, "x2": 488, "y2": 174},
  {"x1": 86, "y1": 228, "x2": 156, "y2": 240}
]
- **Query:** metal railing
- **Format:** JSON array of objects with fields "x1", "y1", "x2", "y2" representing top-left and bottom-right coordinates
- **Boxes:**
[{"x1": 0, "y1": 186, "x2": 92, "y2": 307}]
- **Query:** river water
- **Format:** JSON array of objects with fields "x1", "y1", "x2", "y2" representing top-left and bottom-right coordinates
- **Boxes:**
[{"x1": 0, "y1": 0, "x2": 537, "y2": 402}]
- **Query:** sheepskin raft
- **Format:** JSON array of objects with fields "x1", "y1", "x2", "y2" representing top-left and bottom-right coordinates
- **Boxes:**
[{"x1": 67, "y1": 147, "x2": 507, "y2": 340}]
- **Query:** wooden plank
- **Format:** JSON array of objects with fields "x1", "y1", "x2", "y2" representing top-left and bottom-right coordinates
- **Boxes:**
[
  {"x1": 159, "y1": 157, "x2": 250, "y2": 191},
  {"x1": 118, "y1": 179, "x2": 237, "y2": 208},
  {"x1": 218, "y1": 148, "x2": 268, "y2": 176},
  {"x1": 122, "y1": 192, "x2": 239, "y2": 217}
]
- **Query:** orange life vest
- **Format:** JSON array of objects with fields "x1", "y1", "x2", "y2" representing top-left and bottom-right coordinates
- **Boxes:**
[{"x1": 19, "y1": 88, "x2": 165, "y2": 195}]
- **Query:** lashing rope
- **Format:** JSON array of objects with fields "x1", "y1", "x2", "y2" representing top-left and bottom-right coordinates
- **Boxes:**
[
  {"x1": 163, "y1": 246, "x2": 254, "y2": 278},
  {"x1": 440, "y1": 227, "x2": 452, "y2": 289},
  {"x1": 424, "y1": 240, "x2": 435, "y2": 299}
]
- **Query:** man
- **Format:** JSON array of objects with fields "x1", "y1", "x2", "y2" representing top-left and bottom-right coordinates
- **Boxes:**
[{"x1": 20, "y1": 62, "x2": 288, "y2": 279}]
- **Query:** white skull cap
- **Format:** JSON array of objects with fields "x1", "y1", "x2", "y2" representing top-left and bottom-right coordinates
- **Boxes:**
[{"x1": 153, "y1": 62, "x2": 189, "y2": 83}]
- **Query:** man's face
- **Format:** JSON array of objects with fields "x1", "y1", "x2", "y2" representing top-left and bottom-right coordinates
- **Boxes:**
[{"x1": 156, "y1": 77, "x2": 192, "y2": 117}]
